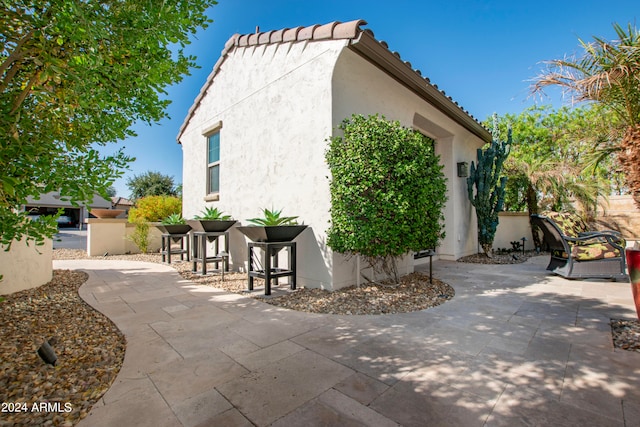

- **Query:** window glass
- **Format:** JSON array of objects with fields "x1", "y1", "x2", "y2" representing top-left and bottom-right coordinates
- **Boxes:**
[
  {"x1": 208, "y1": 133, "x2": 220, "y2": 164},
  {"x1": 209, "y1": 164, "x2": 219, "y2": 193},
  {"x1": 207, "y1": 132, "x2": 220, "y2": 194}
]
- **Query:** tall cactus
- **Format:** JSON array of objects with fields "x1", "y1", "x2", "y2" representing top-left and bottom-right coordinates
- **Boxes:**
[{"x1": 467, "y1": 115, "x2": 511, "y2": 257}]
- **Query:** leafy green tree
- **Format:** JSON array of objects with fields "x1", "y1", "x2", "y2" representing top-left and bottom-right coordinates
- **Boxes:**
[
  {"x1": 127, "y1": 195, "x2": 182, "y2": 223},
  {"x1": 467, "y1": 116, "x2": 510, "y2": 257},
  {"x1": 0, "y1": 0, "x2": 216, "y2": 248},
  {"x1": 326, "y1": 114, "x2": 447, "y2": 283},
  {"x1": 105, "y1": 186, "x2": 117, "y2": 198},
  {"x1": 127, "y1": 195, "x2": 182, "y2": 253},
  {"x1": 532, "y1": 22, "x2": 640, "y2": 207},
  {"x1": 491, "y1": 105, "x2": 621, "y2": 216},
  {"x1": 127, "y1": 171, "x2": 178, "y2": 200}
]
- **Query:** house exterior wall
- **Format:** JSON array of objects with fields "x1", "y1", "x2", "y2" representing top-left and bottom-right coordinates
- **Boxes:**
[
  {"x1": 181, "y1": 39, "x2": 350, "y2": 289},
  {"x1": 330, "y1": 48, "x2": 485, "y2": 278},
  {"x1": 181, "y1": 38, "x2": 486, "y2": 291}
]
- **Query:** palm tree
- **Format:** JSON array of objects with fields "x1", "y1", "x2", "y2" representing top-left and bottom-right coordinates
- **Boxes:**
[{"x1": 532, "y1": 23, "x2": 640, "y2": 206}]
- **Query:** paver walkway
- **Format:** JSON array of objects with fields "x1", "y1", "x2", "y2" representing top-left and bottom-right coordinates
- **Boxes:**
[{"x1": 53, "y1": 257, "x2": 640, "y2": 426}]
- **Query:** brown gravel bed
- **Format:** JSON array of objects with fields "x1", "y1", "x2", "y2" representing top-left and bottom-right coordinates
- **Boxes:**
[
  {"x1": 457, "y1": 250, "x2": 538, "y2": 264},
  {"x1": 259, "y1": 273, "x2": 454, "y2": 315},
  {"x1": 54, "y1": 249, "x2": 456, "y2": 315},
  {"x1": 172, "y1": 262, "x2": 455, "y2": 315},
  {"x1": 610, "y1": 319, "x2": 640, "y2": 352},
  {"x1": 0, "y1": 270, "x2": 125, "y2": 426}
]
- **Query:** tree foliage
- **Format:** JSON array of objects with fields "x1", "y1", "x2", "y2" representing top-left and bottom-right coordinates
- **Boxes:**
[
  {"x1": 0, "y1": 0, "x2": 216, "y2": 248},
  {"x1": 491, "y1": 105, "x2": 623, "y2": 215},
  {"x1": 326, "y1": 114, "x2": 447, "y2": 283},
  {"x1": 127, "y1": 171, "x2": 179, "y2": 200},
  {"x1": 467, "y1": 116, "x2": 510, "y2": 257},
  {"x1": 128, "y1": 195, "x2": 181, "y2": 223},
  {"x1": 532, "y1": 22, "x2": 640, "y2": 206}
]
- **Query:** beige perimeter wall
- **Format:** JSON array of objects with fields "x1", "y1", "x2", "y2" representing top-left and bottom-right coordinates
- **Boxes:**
[
  {"x1": 0, "y1": 238, "x2": 53, "y2": 295},
  {"x1": 87, "y1": 219, "x2": 161, "y2": 256}
]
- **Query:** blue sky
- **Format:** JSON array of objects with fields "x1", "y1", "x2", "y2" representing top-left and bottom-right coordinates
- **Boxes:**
[{"x1": 105, "y1": 0, "x2": 638, "y2": 198}]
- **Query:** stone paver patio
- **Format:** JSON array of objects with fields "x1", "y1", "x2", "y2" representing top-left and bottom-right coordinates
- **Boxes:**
[{"x1": 53, "y1": 256, "x2": 640, "y2": 427}]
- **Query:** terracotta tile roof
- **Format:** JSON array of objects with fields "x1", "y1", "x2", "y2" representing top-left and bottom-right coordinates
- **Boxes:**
[{"x1": 177, "y1": 20, "x2": 489, "y2": 143}]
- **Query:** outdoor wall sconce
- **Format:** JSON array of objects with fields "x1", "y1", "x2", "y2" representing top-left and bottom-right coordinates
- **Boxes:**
[{"x1": 457, "y1": 162, "x2": 468, "y2": 177}]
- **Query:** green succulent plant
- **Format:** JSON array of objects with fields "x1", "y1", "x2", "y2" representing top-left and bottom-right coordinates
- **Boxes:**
[
  {"x1": 194, "y1": 207, "x2": 232, "y2": 221},
  {"x1": 247, "y1": 208, "x2": 298, "y2": 226},
  {"x1": 161, "y1": 213, "x2": 186, "y2": 225}
]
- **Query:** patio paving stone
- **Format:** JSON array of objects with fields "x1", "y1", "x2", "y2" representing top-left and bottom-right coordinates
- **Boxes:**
[
  {"x1": 215, "y1": 350, "x2": 354, "y2": 426},
  {"x1": 53, "y1": 257, "x2": 640, "y2": 427},
  {"x1": 333, "y1": 372, "x2": 390, "y2": 405},
  {"x1": 487, "y1": 385, "x2": 622, "y2": 427},
  {"x1": 271, "y1": 388, "x2": 398, "y2": 427}
]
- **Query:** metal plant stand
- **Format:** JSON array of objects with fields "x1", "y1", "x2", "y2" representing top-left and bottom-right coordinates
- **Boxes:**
[
  {"x1": 191, "y1": 231, "x2": 229, "y2": 277},
  {"x1": 247, "y1": 241, "x2": 296, "y2": 295},
  {"x1": 161, "y1": 233, "x2": 190, "y2": 264}
]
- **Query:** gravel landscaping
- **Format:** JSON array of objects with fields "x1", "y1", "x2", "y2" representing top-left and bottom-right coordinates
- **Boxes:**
[
  {"x1": 53, "y1": 248, "x2": 455, "y2": 315},
  {"x1": 0, "y1": 270, "x2": 125, "y2": 427}
]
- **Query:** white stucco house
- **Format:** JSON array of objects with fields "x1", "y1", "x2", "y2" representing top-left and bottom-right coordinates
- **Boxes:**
[{"x1": 178, "y1": 19, "x2": 492, "y2": 290}]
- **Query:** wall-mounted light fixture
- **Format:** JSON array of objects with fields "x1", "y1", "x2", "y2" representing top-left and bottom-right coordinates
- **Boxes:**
[{"x1": 457, "y1": 162, "x2": 468, "y2": 178}]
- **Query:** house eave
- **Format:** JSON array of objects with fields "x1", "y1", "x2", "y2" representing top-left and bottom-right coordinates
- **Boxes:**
[{"x1": 348, "y1": 31, "x2": 491, "y2": 143}]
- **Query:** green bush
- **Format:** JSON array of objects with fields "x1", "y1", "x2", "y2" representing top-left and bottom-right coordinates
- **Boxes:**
[
  {"x1": 128, "y1": 195, "x2": 181, "y2": 223},
  {"x1": 326, "y1": 114, "x2": 447, "y2": 282},
  {"x1": 128, "y1": 220, "x2": 150, "y2": 253},
  {"x1": 126, "y1": 195, "x2": 181, "y2": 253}
]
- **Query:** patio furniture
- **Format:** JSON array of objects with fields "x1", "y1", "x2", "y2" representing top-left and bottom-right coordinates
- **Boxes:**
[
  {"x1": 247, "y1": 241, "x2": 297, "y2": 296},
  {"x1": 191, "y1": 230, "x2": 229, "y2": 276},
  {"x1": 160, "y1": 232, "x2": 190, "y2": 264},
  {"x1": 155, "y1": 223, "x2": 192, "y2": 264},
  {"x1": 530, "y1": 211, "x2": 627, "y2": 280}
]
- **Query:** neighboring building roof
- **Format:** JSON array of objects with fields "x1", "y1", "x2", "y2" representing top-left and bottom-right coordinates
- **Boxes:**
[
  {"x1": 111, "y1": 196, "x2": 134, "y2": 207},
  {"x1": 177, "y1": 19, "x2": 491, "y2": 143},
  {"x1": 25, "y1": 192, "x2": 112, "y2": 208}
]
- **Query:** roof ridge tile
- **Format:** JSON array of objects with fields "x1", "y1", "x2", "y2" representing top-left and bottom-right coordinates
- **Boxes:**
[
  {"x1": 258, "y1": 30, "x2": 273, "y2": 44},
  {"x1": 334, "y1": 20, "x2": 368, "y2": 39},
  {"x1": 313, "y1": 21, "x2": 338, "y2": 40},
  {"x1": 298, "y1": 24, "x2": 319, "y2": 41},
  {"x1": 270, "y1": 28, "x2": 286, "y2": 43},
  {"x1": 247, "y1": 32, "x2": 260, "y2": 45},
  {"x1": 282, "y1": 26, "x2": 303, "y2": 42}
]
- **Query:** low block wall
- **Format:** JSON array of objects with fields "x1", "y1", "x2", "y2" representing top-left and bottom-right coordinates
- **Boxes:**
[
  {"x1": 87, "y1": 219, "x2": 161, "y2": 256},
  {"x1": 0, "y1": 238, "x2": 53, "y2": 295},
  {"x1": 493, "y1": 212, "x2": 534, "y2": 251}
]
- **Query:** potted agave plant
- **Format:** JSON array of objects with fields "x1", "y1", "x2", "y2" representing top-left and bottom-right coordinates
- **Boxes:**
[
  {"x1": 154, "y1": 213, "x2": 192, "y2": 236},
  {"x1": 236, "y1": 208, "x2": 307, "y2": 242},
  {"x1": 187, "y1": 207, "x2": 236, "y2": 233}
]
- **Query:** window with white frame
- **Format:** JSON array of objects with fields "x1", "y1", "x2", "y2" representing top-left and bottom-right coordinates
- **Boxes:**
[{"x1": 207, "y1": 131, "x2": 220, "y2": 194}]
